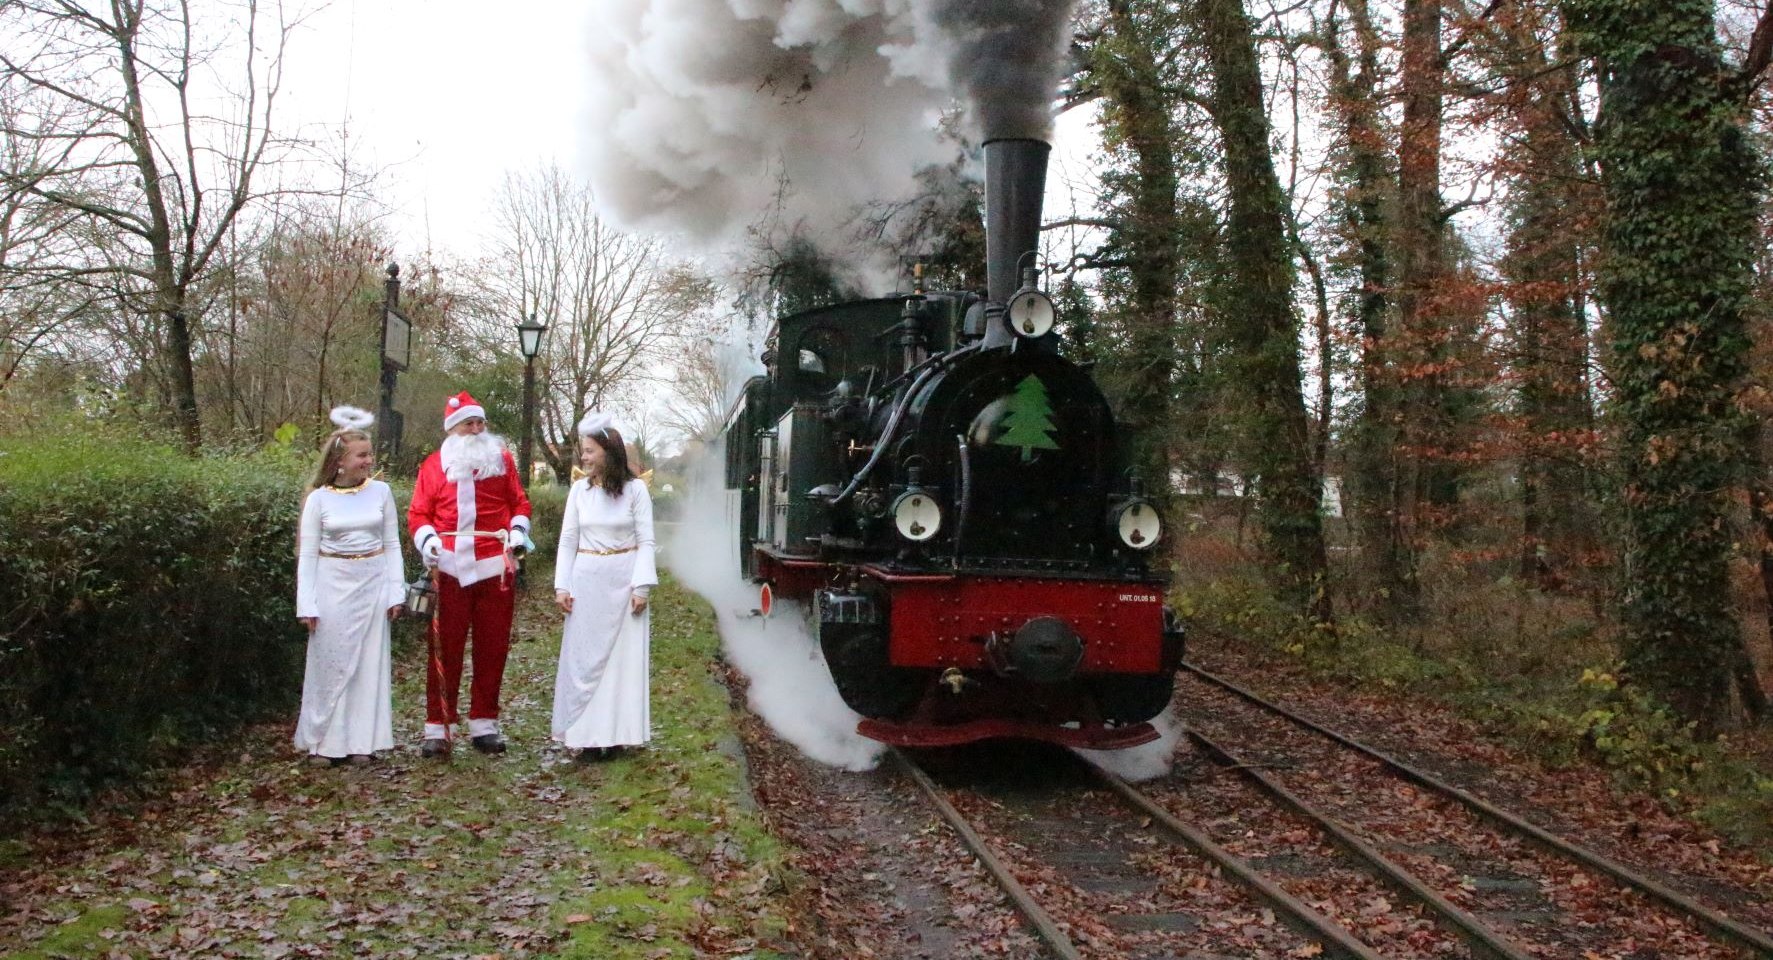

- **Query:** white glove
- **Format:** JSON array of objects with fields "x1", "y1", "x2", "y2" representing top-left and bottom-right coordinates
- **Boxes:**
[
  {"x1": 510, "y1": 528, "x2": 536, "y2": 556},
  {"x1": 421, "y1": 536, "x2": 443, "y2": 566}
]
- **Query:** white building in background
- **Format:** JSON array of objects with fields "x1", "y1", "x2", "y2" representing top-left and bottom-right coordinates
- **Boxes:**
[
  {"x1": 1320, "y1": 475, "x2": 1344, "y2": 518},
  {"x1": 1170, "y1": 469, "x2": 1345, "y2": 518}
]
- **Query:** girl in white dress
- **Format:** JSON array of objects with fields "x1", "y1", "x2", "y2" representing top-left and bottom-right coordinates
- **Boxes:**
[
  {"x1": 552, "y1": 412, "x2": 657, "y2": 761},
  {"x1": 294, "y1": 406, "x2": 406, "y2": 766}
]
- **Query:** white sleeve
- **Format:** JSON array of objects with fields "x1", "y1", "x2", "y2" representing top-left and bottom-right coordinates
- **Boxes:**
[
  {"x1": 381, "y1": 484, "x2": 406, "y2": 608},
  {"x1": 295, "y1": 491, "x2": 321, "y2": 618},
  {"x1": 553, "y1": 484, "x2": 581, "y2": 594},
  {"x1": 629, "y1": 480, "x2": 658, "y2": 592}
]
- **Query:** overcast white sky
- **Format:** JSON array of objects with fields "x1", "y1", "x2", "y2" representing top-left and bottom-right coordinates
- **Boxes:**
[{"x1": 279, "y1": 0, "x2": 598, "y2": 258}]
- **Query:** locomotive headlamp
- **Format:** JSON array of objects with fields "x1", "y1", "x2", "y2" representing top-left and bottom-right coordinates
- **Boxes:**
[
  {"x1": 1113, "y1": 499, "x2": 1162, "y2": 550},
  {"x1": 892, "y1": 490, "x2": 943, "y2": 541},
  {"x1": 1005, "y1": 289, "x2": 1056, "y2": 339}
]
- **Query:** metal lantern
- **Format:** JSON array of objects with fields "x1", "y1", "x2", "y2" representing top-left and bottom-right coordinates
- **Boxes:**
[{"x1": 404, "y1": 574, "x2": 437, "y2": 618}]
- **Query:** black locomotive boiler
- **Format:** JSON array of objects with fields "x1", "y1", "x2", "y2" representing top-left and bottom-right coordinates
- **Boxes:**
[{"x1": 719, "y1": 138, "x2": 1183, "y2": 749}]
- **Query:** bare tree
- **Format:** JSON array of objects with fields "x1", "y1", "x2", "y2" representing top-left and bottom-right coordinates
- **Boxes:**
[
  {"x1": 656, "y1": 328, "x2": 761, "y2": 447},
  {"x1": 203, "y1": 206, "x2": 392, "y2": 439},
  {"x1": 0, "y1": 0, "x2": 304, "y2": 450},
  {"x1": 0, "y1": 89, "x2": 98, "y2": 392},
  {"x1": 477, "y1": 164, "x2": 716, "y2": 480}
]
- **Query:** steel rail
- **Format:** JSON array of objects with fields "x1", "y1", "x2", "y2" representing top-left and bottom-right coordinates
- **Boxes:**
[
  {"x1": 1185, "y1": 728, "x2": 1536, "y2": 960},
  {"x1": 890, "y1": 748, "x2": 1085, "y2": 960},
  {"x1": 1181, "y1": 661, "x2": 1773, "y2": 958},
  {"x1": 1091, "y1": 771, "x2": 1385, "y2": 960}
]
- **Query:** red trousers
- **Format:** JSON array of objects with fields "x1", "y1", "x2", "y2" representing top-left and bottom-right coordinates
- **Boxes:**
[{"x1": 426, "y1": 573, "x2": 515, "y2": 731}]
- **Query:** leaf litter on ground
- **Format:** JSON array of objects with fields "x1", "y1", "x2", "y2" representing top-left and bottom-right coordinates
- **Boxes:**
[{"x1": 0, "y1": 573, "x2": 798, "y2": 960}]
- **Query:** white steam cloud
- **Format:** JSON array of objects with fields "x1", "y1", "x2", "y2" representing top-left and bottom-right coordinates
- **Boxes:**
[
  {"x1": 666, "y1": 437, "x2": 886, "y2": 771},
  {"x1": 584, "y1": 0, "x2": 1077, "y2": 278},
  {"x1": 1076, "y1": 709, "x2": 1184, "y2": 782}
]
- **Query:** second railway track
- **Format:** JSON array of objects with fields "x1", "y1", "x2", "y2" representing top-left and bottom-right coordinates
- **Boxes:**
[{"x1": 1171, "y1": 660, "x2": 1773, "y2": 959}]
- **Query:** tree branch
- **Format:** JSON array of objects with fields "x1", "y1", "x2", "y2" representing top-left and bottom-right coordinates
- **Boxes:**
[
  {"x1": 1737, "y1": 0, "x2": 1773, "y2": 94},
  {"x1": 1044, "y1": 216, "x2": 1121, "y2": 232},
  {"x1": 1441, "y1": 0, "x2": 1510, "y2": 66}
]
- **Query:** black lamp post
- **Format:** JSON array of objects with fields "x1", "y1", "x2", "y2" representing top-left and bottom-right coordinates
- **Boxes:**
[{"x1": 516, "y1": 312, "x2": 548, "y2": 483}]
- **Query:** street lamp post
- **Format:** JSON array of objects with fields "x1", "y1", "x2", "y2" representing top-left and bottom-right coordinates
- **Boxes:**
[{"x1": 516, "y1": 312, "x2": 548, "y2": 483}]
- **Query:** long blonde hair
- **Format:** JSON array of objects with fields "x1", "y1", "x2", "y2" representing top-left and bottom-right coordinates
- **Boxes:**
[{"x1": 306, "y1": 428, "x2": 374, "y2": 494}]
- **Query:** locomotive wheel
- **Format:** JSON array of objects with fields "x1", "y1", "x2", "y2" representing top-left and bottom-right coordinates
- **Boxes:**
[
  {"x1": 1088, "y1": 674, "x2": 1176, "y2": 725},
  {"x1": 818, "y1": 622, "x2": 925, "y2": 719}
]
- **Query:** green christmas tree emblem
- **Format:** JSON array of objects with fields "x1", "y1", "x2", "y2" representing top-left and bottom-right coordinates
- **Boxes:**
[{"x1": 995, "y1": 375, "x2": 1061, "y2": 462}]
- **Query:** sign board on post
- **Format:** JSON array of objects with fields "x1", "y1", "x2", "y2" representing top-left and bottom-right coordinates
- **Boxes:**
[{"x1": 382, "y1": 306, "x2": 411, "y2": 371}]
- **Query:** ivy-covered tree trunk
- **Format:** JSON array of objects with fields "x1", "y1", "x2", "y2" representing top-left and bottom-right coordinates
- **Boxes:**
[
  {"x1": 1323, "y1": 0, "x2": 1408, "y2": 611},
  {"x1": 1091, "y1": 0, "x2": 1184, "y2": 488},
  {"x1": 1198, "y1": 0, "x2": 1331, "y2": 621},
  {"x1": 1565, "y1": 0, "x2": 1760, "y2": 727}
]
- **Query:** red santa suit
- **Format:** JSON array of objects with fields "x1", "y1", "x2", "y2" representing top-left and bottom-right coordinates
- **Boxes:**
[{"x1": 409, "y1": 393, "x2": 533, "y2": 742}]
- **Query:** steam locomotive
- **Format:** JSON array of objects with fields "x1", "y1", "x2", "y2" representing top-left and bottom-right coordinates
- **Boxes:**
[{"x1": 720, "y1": 139, "x2": 1183, "y2": 749}]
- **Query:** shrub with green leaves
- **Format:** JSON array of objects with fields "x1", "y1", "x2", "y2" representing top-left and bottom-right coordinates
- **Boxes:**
[
  {"x1": 526, "y1": 481, "x2": 568, "y2": 562},
  {"x1": 0, "y1": 434, "x2": 308, "y2": 822}
]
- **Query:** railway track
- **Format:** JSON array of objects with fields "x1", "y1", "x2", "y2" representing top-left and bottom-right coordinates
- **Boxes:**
[
  {"x1": 894, "y1": 744, "x2": 1391, "y2": 959},
  {"x1": 886, "y1": 665, "x2": 1773, "y2": 959},
  {"x1": 897, "y1": 742, "x2": 1500, "y2": 958}
]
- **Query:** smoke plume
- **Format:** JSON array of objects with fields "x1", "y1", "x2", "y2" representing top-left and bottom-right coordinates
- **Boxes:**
[{"x1": 584, "y1": 0, "x2": 1078, "y2": 280}]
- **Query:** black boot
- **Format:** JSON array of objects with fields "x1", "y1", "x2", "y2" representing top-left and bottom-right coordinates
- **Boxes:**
[
  {"x1": 420, "y1": 738, "x2": 451, "y2": 759},
  {"x1": 471, "y1": 733, "x2": 507, "y2": 755}
]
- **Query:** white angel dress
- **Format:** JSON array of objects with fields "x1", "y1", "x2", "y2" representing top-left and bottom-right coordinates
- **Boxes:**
[
  {"x1": 552, "y1": 477, "x2": 657, "y2": 750},
  {"x1": 293, "y1": 480, "x2": 405, "y2": 757}
]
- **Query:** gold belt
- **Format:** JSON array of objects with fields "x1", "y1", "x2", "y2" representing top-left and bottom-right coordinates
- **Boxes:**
[
  {"x1": 319, "y1": 548, "x2": 385, "y2": 560},
  {"x1": 578, "y1": 545, "x2": 637, "y2": 556}
]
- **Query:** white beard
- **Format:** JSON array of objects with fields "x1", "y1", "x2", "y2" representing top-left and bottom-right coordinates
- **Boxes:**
[{"x1": 440, "y1": 431, "x2": 508, "y2": 482}]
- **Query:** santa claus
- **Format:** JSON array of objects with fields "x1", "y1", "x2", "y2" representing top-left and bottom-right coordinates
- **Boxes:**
[{"x1": 409, "y1": 391, "x2": 534, "y2": 757}]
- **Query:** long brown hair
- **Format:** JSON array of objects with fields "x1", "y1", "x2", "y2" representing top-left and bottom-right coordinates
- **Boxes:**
[
  {"x1": 586, "y1": 426, "x2": 634, "y2": 497},
  {"x1": 306, "y1": 428, "x2": 373, "y2": 495}
]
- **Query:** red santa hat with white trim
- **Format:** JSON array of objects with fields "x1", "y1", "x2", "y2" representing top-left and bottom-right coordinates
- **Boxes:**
[{"x1": 442, "y1": 390, "x2": 486, "y2": 431}]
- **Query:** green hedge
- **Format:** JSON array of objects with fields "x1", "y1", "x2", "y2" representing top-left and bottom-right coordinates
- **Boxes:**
[
  {"x1": 525, "y1": 482, "x2": 568, "y2": 572},
  {"x1": 0, "y1": 435, "x2": 309, "y2": 821}
]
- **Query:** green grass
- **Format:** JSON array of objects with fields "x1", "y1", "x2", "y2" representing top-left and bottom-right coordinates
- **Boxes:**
[{"x1": 6, "y1": 904, "x2": 130, "y2": 960}]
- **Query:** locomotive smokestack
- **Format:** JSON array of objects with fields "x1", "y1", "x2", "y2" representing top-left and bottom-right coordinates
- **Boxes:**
[{"x1": 984, "y1": 138, "x2": 1050, "y2": 304}]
